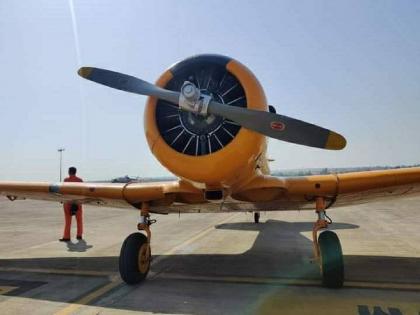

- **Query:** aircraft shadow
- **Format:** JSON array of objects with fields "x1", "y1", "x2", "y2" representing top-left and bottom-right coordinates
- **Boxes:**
[{"x1": 1, "y1": 219, "x2": 420, "y2": 313}]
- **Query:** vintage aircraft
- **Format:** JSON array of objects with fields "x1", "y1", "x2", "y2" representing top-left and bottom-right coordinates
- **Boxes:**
[{"x1": 1, "y1": 54, "x2": 420, "y2": 288}]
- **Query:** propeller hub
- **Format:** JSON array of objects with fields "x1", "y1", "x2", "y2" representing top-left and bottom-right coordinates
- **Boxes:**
[
  {"x1": 180, "y1": 91, "x2": 224, "y2": 136},
  {"x1": 179, "y1": 81, "x2": 211, "y2": 116},
  {"x1": 181, "y1": 82, "x2": 199, "y2": 100}
]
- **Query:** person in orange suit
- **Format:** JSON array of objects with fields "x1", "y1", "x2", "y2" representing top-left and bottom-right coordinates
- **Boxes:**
[{"x1": 59, "y1": 167, "x2": 84, "y2": 242}]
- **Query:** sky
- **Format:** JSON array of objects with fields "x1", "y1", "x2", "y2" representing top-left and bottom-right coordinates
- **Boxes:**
[{"x1": 1, "y1": 0, "x2": 420, "y2": 181}]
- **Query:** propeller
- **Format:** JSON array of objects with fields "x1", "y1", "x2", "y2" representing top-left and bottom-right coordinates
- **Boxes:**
[{"x1": 78, "y1": 67, "x2": 346, "y2": 150}]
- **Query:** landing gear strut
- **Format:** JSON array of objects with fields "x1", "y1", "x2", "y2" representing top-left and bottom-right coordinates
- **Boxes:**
[
  {"x1": 119, "y1": 203, "x2": 155, "y2": 284},
  {"x1": 312, "y1": 197, "x2": 344, "y2": 288}
]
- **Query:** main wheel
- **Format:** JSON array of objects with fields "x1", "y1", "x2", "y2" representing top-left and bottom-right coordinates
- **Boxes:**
[
  {"x1": 119, "y1": 232, "x2": 151, "y2": 284},
  {"x1": 318, "y1": 230, "x2": 344, "y2": 288},
  {"x1": 254, "y1": 212, "x2": 260, "y2": 224}
]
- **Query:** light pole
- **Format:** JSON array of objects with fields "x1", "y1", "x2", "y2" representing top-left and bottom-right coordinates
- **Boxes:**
[{"x1": 58, "y1": 148, "x2": 65, "y2": 181}]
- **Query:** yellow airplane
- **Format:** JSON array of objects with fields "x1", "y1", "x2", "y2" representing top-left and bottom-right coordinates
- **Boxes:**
[{"x1": 1, "y1": 54, "x2": 420, "y2": 288}]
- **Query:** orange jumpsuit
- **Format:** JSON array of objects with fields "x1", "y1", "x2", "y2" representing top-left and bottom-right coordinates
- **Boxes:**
[{"x1": 62, "y1": 175, "x2": 83, "y2": 239}]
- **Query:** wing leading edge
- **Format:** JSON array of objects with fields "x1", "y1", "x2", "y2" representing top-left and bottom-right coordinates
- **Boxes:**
[
  {"x1": 232, "y1": 167, "x2": 420, "y2": 210},
  {"x1": 0, "y1": 180, "x2": 206, "y2": 213}
]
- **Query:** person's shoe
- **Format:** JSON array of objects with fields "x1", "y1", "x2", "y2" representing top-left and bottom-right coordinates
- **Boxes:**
[
  {"x1": 76, "y1": 236, "x2": 83, "y2": 240},
  {"x1": 59, "y1": 238, "x2": 70, "y2": 242}
]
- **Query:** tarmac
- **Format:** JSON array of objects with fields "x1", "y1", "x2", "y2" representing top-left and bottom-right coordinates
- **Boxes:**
[{"x1": 1, "y1": 196, "x2": 420, "y2": 315}]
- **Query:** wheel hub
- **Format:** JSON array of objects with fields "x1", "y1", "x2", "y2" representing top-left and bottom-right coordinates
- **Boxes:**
[{"x1": 138, "y1": 243, "x2": 150, "y2": 274}]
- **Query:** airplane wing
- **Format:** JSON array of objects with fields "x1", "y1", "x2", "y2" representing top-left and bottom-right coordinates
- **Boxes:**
[
  {"x1": 0, "y1": 180, "x2": 206, "y2": 213},
  {"x1": 2, "y1": 167, "x2": 420, "y2": 213},
  {"x1": 232, "y1": 167, "x2": 420, "y2": 211}
]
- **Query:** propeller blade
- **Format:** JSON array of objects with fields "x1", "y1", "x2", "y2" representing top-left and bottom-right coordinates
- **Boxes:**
[
  {"x1": 78, "y1": 67, "x2": 346, "y2": 150},
  {"x1": 77, "y1": 67, "x2": 179, "y2": 104},
  {"x1": 207, "y1": 101, "x2": 346, "y2": 150}
]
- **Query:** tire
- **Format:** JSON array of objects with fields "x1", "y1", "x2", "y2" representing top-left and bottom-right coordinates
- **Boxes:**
[
  {"x1": 119, "y1": 232, "x2": 151, "y2": 284},
  {"x1": 318, "y1": 230, "x2": 344, "y2": 288},
  {"x1": 254, "y1": 212, "x2": 260, "y2": 224}
]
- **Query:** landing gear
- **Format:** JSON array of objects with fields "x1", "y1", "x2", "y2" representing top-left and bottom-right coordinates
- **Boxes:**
[
  {"x1": 254, "y1": 212, "x2": 260, "y2": 224},
  {"x1": 318, "y1": 230, "x2": 343, "y2": 288},
  {"x1": 312, "y1": 197, "x2": 344, "y2": 288},
  {"x1": 119, "y1": 203, "x2": 154, "y2": 284},
  {"x1": 119, "y1": 232, "x2": 150, "y2": 284}
]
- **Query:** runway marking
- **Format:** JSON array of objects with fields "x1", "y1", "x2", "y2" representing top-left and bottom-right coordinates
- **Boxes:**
[
  {"x1": 6, "y1": 240, "x2": 59, "y2": 253},
  {"x1": 155, "y1": 272, "x2": 420, "y2": 291},
  {"x1": 54, "y1": 275, "x2": 122, "y2": 315},
  {"x1": 345, "y1": 280, "x2": 420, "y2": 291},
  {"x1": 25, "y1": 240, "x2": 58, "y2": 250},
  {"x1": 7, "y1": 265, "x2": 420, "y2": 292},
  {"x1": 158, "y1": 273, "x2": 320, "y2": 286},
  {"x1": 0, "y1": 286, "x2": 18, "y2": 295},
  {"x1": 53, "y1": 213, "x2": 238, "y2": 315},
  {"x1": 0, "y1": 267, "x2": 112, "y2": 277}
]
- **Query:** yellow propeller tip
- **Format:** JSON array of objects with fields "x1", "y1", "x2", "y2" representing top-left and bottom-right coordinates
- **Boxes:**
[
  {"x1": 325, "y1": 131, "x2": 347, "y2": 150},
  {"x1": 78, "y1": 67, "x2": 93, "y2": 78}
]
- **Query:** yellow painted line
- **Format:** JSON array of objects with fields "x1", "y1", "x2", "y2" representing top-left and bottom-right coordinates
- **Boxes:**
[
  {"x1": 7, "y1": 240, "x2": 58, "y2": 253},
  {"x1": 155, "y1": 273, "x2": 420, "y2": 291},
  {"x1": 0, "y1": 267, "x2": 112, "y2": 277},
  {"x1": 54, "y1": 275, "x2": 122, "y2": 315},
  {"x1": 344, "y1": 280, "x2": 420, "y2": 291},
  {"x1": 4, "y1": 262, "x2": 420, "y2": 291},
  {"x1": 25, "y1": 240, "x2": 58, "y2": 250},
  {"x1": 0, "y1": 286, "x2": 18, "y2": 295},
  {"x1": 158, "y1": 273, "x2": 320, "y2": 286},
  {"x1": 54, "y1": 213, "x2": 238, "y2": 315}
]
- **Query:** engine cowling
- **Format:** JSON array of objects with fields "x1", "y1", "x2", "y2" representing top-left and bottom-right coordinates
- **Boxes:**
[{"x1": 144, "y1": 54, "x2": 267, "y2": 186}]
